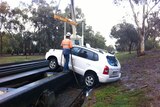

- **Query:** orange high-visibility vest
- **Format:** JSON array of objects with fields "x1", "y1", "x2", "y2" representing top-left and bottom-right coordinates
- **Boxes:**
[{"x1": 61, "y1": 39, "x2": 73, "y2": 49}]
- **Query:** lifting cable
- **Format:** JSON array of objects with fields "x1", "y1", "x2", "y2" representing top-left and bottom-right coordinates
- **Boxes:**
[
  {"x1": 60, "y1": 52, "x2": 81, "y2": 88},
  {"x1": 57, "y1": 0, "x2": 81, "y2": 88},
  {"x1": 70, "y1": 52, "x2": 81, "y2": 88}
]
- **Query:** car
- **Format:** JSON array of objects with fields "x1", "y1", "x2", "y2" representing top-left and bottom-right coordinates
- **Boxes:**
[{"x1": 45, "y1": 45, "x2": 121, "y2": 88}]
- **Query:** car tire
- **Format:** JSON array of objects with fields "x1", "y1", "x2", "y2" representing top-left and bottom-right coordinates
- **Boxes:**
[
  {"x1": 84, "y1": 73, "x2": 98, "y2": 88},
  {"x1": 49, "y1": 58, "x2": 58, "y2": 71}
]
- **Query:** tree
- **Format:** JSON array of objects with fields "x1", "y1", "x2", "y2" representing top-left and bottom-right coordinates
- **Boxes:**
[
  {"x1": 30, "y1": 0, "x2": 62, "y2": 53},
  {"x1": 0, "y1": 0, "x2": 107, "y2": 55},
  {"x1": 110, "y1": 22, "x2": 139, "y2": 53},
  {"x1": 146, "y1": 10, "x2": 160, "y2": 48},
  {"x1": 83, "y1": 26, "x2": 107, "y2": 49},
  {"x1": 94, "y1": 32, "x2": 106, "y2": 49},
  {"x1": 84, "y1": 26, "x2": 94, "y2": 46},
  {"x1": 5, "y1": 7, "x2": 25, "y2": 55},
  {"x1": 106, "y1": 45, "x2": 115, "y2": 53},
  {"x1": 114, "y1": 0, "x2": 160, "y2": 56},
  {"x1": 0, "y1": 2, "x2": 10, "y2": 55}
]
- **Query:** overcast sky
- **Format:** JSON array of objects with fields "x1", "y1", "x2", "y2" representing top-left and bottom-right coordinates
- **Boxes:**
[
  {"x1": 3, "y1": 0, "x2": 133, "y2": 46},
  {"x1": 59, "y1": 0, "x2": 133, "y2": 46}
]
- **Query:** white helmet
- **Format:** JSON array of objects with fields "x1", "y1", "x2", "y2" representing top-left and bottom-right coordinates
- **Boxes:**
[{"x1": 66, "y1": 32, "x2": 71, "y2": 37}]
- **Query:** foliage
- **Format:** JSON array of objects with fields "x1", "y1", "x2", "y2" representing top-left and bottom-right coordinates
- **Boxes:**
[
  {"x1": 0, "y1": 0, "x2": 107, "y2": 55},
  {"x1": 2, "y1": 34, "x2": 12, "y2": 53},
  {"x1": 106, "y1": 45, "x2": 115, "y2": 53},
  {"x1": 110, "y1": 22, "x2": 139, "y2": 53},
  {"x1": 114, "y1": 0, "x2": 160, "y2": 56},
  {"x1": 0, "y1": 2, "x2": 10, "y2": 55},
  {"x1": 146, "y1": 11, "x2": 160, "y2": 49},
  {"x1": 145, "y1": 37, "x2": 159, "y2": 50},
  {"x1": 84, "y1": 26, "x2": 107, "y2": 49}
]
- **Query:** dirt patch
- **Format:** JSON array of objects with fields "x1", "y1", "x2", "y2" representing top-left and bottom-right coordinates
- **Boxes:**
[{"x1": 121, "y1": 50, "x2": 160, "y2": 107}]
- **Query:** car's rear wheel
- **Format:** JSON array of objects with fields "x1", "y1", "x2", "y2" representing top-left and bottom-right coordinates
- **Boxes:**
[
  {"x1": 84, "y1": 73, "x2": 98, "y2": 88},
  {"x1": 49, "y1": 58, "x2": 58, "y2": 70}
]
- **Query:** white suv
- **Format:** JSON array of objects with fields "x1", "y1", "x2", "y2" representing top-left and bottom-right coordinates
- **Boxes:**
[{"x1": 45, "y1": 45, "x2": 121, "y2": 87}]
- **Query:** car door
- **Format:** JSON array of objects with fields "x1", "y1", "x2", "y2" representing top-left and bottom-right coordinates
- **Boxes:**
[
  {"x1": 70, "y1": 47, "x2": 96, "y2": 76},
  {"x1": 69, "y1": 47, "x2": 81, "y2": 71}
]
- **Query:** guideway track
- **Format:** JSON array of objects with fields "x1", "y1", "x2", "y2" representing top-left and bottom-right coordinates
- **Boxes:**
[
  {"x1": 0, "y1": 59, "x2": 48, "y2": 77},
  {"x1": 0, "y1": 60, "x2": 90, "y2": 107},
  {"x1": 0, "y1": 67, "x2": 49, "y2": 87},
  {"x1": 0, "y1": 60, "x2": 74, "y2": 107},
  {"x1": 0, "y1": 72, "x2": 73, "y2": 107}
]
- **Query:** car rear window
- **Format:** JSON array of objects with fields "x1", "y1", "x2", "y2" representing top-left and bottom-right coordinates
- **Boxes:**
[{"x1": 106, "y1": 56, "x2": 118, "y2": 66}]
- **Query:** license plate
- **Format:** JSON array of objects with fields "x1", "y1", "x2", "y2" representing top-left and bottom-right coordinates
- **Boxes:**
[
  {"x1": 109, "y1": 71, "x2": 119, "y2": 78},
  {"x1": 112, "y1": 71, "x2": 118, "y2": 75}
]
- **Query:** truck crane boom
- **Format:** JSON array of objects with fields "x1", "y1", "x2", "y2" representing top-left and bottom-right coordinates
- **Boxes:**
[
  {"x1": 53, "y1": 15, "x2": 77, "y2": 26},
  {"x1": 53, "y1": 0, "x2": 83, "y2": 46}
]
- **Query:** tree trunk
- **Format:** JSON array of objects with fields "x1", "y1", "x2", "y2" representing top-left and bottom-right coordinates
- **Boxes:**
[
  {"x1": 139, "y1": 33, "x2": 145, "y2": 55},
  {"x1": 29, "y1": 40, "x2": 31, "y2": 55},
  {"x1": 137, "y1": 29, "x2": 145, "y2": 56},
  {"x1": 39, "y1": 43, "x2": 41, "y2": 55},
  {"x1": 24, "y1": 43, "x2": 27, "y2": 55},
  {"x1": 137, "y1": 4, "x2": 146, "y2": 56},
  {"x1": 0, "y1": 33, "x2": 2, "y2": 56},
  {"x1": 129, "y1": 0, "x2": 146, "y2": 56},
  {"x1": 128, "y1": 42, "x2": 132, "y2": 54}
]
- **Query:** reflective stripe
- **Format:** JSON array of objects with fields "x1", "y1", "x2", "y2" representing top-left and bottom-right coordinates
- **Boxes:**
[{"x1": 61, "y1": 39, "x2": 73, "y2": 49}]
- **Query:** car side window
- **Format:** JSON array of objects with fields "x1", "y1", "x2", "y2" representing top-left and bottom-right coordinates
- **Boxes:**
[
  {"x1": 93, "y1": 53, "x2": 99, "y2": 61},
  {"x1": 78, "y1": 49, "x2": 98, "y2": 61},
  {"x1": 71, "y1": 47, "x2": 81, "y2": 56},
  {"x1": 78, "y1": 49, "x2": 88, "y2": 58}
]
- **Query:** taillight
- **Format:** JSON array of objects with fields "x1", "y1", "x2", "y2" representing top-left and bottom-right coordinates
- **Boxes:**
[{"x1": 103, "y1": 66, "x2": 109, "y2": 75}]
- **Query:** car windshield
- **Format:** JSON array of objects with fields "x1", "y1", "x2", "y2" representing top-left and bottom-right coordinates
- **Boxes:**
[{"x1": 106, "y1": 56, "x2": 118, "y2": 66}]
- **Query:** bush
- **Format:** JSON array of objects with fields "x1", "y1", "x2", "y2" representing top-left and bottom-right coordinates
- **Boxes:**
[{"x1": 145, "y1": 39, "x2": 159, "y2": 50}]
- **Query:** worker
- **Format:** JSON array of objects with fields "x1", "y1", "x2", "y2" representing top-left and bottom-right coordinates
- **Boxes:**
[{"x1": 61, "y1": 32, "x2": 73, "y2": 72}]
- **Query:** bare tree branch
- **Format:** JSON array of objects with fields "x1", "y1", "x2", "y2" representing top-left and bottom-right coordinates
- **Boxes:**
[
  {"x1": 129, "y1": 0, "x2": 140, "y2": 28},
  {"x1": 146, "y1": 0, "x2": 160, "y2": 16}
]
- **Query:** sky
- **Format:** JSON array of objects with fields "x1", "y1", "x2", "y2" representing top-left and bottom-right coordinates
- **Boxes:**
[
  {"x1": 3, "y1": 0, "x2": 133, "y2": 46},
  {"x1": 58, "y1": 0, "x2": 133, "y2": 46}
]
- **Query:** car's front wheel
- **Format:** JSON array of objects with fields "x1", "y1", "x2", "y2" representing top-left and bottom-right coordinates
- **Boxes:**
[
  {"x1": 49, "y1": 58, "x2": 58, "y2": 71},
  {"x1": 84, "y1": 73, "x2": 98, "y2": 88}
]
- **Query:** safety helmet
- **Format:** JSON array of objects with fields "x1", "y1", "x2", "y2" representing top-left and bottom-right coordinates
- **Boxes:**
[{"x1": 66, "y1": 32, "x2": 71, "y2": 37}]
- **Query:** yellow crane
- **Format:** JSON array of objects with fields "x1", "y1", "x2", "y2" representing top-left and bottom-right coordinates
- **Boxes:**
[{"x1": 53, "y1": 15, "x2": 77, "y2": 26}]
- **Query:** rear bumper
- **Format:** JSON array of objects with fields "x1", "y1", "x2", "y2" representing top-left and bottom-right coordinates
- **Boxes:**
[{"x1": 98, "y1": 73, "x2": 121, "y2": 83}]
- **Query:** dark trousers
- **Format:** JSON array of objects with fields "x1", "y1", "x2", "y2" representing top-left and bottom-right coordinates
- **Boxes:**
[{"x1": 64, "y1": 54, "x2": 70, "y2": 71}]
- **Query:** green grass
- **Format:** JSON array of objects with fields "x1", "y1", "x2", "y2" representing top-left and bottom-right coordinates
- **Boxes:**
[
  {"x1": 92, "y1": 84, "x2": 149, "y2": 107},
  {"x1": 0, "y1": 55, "x2": 44, "y2": 65},
  {"x1": 116, "y1": 51, "x2": 136, "y2": 64}
]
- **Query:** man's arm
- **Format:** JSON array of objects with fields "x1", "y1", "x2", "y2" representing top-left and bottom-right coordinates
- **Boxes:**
[
  {"x1": 69, "y1": 40, "x2": 73, "y2": 49},
  {"x1": 61, "y1": 40, "x2": 64, "y2": 47}
]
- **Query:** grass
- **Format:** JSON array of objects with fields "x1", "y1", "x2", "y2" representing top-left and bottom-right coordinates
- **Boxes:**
[
  {"x1": 115, "y1": 51, "x2": 136, "y2": 64},
  {"x1": 89, "y1": 83, "x2": 149, "y2": 107},
  {"x1": 0, "y1": 55, "x2": 44, "y2": 65}
]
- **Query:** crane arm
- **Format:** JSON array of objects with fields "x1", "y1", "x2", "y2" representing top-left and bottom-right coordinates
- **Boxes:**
[{"x1": 53, "y1": 15, "x2": 77, "y2": 26}]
